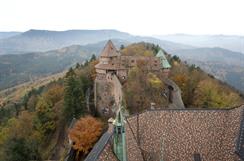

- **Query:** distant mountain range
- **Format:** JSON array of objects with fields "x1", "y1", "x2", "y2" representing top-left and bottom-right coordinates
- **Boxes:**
[
  {"x1": 0, "y1": 29, "x2": 244, "y2": 93},
  {"x1": 0, "y1": 39, "x2": 128, "y2": 90},
  {"x1": 0, "y1": 32, "x2": 21, "y2": 40},
  {"x1": 155, "y1": 34, "x2": 244, "y2": 54},
  {"x1": 171, "y1": 47, "x2": 244, "y2": 67},
  {"x1": 171, "y1": 47, "x2": 244, "y2": 93},
  {"x1": 0, "y1": 29, "x2": 192, "y2": 55}
]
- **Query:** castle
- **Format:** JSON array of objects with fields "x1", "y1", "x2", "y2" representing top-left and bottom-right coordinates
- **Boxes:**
[
  {"x1": 94, "y1": 40, "x2": 172, "y2": 116},
  {"x1": 95, "y1": 40, "x2": 171, "y2": 82},
  {"x1": 84, "y1": 41, "x2": 244, "y2": 161}
]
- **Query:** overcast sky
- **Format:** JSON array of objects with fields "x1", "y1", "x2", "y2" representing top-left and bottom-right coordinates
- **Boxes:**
[{"x1": 0, "y1": 0, "x2": 244, "y2": 36}]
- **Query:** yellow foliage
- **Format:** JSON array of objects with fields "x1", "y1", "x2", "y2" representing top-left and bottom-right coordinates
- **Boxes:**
[
  {"x1": 147, "y1": 73, "x2": 163, "y2": 89},
  {"x1": 121, "y1": 43, "x2": 154, "y2": 56},
  {"x1": 143, "y1": 50, "x2": 154, "y2": 56},
  {"x1": 43, "y1": 84, "x2": 64, "y2": 105},
  {"x1": 172, "y1": 74, "x2": 188, "y2": 89},
  {"x1": 0, "y1": 111, "x2": 41, "y2": 146},
  {"x1": 193, "y1": 79, "x2": 242, "y2": 108}
]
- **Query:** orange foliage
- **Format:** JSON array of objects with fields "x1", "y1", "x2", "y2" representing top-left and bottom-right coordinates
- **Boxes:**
[
  {"x1": 69, "y1": 116, "x2": 103, "y2": 154},
  {"x1": 172, "y1": 74, "x2": 188, "y2": 88}
]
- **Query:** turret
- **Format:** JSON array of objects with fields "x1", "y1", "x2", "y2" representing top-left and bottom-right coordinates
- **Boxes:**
[{"x1": 156, "y1": 50, "x2": 171, "y2": 77}]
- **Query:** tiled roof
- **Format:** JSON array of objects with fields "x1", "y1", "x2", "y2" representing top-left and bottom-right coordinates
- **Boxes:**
[
  {"x1": 100, "y1": 40, "x2": 119, "y2": 57},
  {"x1": 125, "y1": 106, "x2": 244, "y2": 161}
]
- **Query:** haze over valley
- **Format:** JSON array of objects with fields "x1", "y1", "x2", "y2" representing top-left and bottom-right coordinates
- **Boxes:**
[
  {"x1": 0, "y1": 29, "x2": 243, "y2": 93},
  {"x1": 1, "y1": 0, "x2": 244, "y2": 160}
]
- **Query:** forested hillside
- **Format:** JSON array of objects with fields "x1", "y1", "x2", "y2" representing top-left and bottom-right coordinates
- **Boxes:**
[
  {"x1": 0, "y1": 56, "x2": 100, "y2": 161},
  {"x1": 0, "y1": 42, "x2": 243, "y2": 161},
  {"x1": 0, "y1": 45, "x2": 90, "y2": 90},
  {"x1": 171, "y1": 47, "x2": 244, "y2": 93},
  {"x1": 122, "y1": 43, "x2": 243, "y2": 110},
  {"x1": 0, "y1": 39, "x2": 128, "y2": 90}
]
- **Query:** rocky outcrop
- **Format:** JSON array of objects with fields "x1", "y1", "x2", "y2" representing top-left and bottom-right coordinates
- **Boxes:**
[{"x1": 162, "y1": 77, "x2": 185, "y2": 109}]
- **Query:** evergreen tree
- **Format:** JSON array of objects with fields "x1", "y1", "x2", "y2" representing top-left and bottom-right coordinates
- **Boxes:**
[
  {"x1": 84, "y1": 60, "x2": 89, "y2": 66},
  {"x1": 64, "y1": 68, "x2": 85, "y2": 119},
  {"x1": 90, "y1": 54, "x2": 96, "y2": 62},
  {"x1": 120, "y1": 44, "x2": 125, "y2": 50},
  {"x1": 4, "y1": 137, "x2": 41, "y2": 161},
  {"x1": 75, "y1": 63, "x2": 81, "y2": 69}
]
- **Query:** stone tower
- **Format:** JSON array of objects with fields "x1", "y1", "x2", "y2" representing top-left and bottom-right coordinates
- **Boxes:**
[{"x1": 95, "y1": 40, "x2": 120, "y2": 79}]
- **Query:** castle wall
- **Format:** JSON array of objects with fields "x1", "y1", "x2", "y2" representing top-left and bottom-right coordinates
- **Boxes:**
[
  {"x1": 96, "y1": 73, "x2": 106, "y2": 80},
  {"x1": 117, "y1": 69, "x2": 128, "y2": 80},
  {"x1": 111, "y1": 74, "x2": 123, "y2": 107},
  {"x1": 94, "y1": 79, "x2": 115, "y2": 117},
  {"x1": 162, "y1": 68, "x2": 170, "y2": 77},
  {"x1": 119, "y1": 56, "x2": 161, "y2": 71},
  {"x1": 95, "y1": 73, "x2": 124, "y2": 117}
]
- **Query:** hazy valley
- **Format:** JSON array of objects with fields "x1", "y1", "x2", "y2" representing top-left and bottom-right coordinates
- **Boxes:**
[{"x1": 0, "y1": 30, "x2": 243, "y2": 94}]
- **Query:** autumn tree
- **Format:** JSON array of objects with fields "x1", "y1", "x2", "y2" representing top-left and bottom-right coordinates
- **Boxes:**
[
  {"x1": 121, "y1": 42, "x2": 154, "y2": 56},
  {"x1": 43, "y1": 84, "x2": 64, "y2": 106},
  {"x1": 124, "y1": 64, "x2": 166, "y2": 113},
  {"x1": 69, "y1": 116, "x2": 103, "y2": 159},
  {"x1": 0, "y1": 111, "x2": 41, "y2": 161},
  {"x1": 193, "y1": 79, "x2": 242, "y2": 108}
]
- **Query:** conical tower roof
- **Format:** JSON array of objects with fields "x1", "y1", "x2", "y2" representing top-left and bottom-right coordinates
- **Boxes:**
[
  {"x1": 100, "y1": 40, "x2": 119, "y2": 57},
  {"x1": 156, "y1": 50, "x2": 171, "y2": 69}
]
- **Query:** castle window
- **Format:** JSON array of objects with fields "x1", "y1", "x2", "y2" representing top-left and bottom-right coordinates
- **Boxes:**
[{"x1": 131, "y1": 60, "x2": 135, "y2": 63}]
